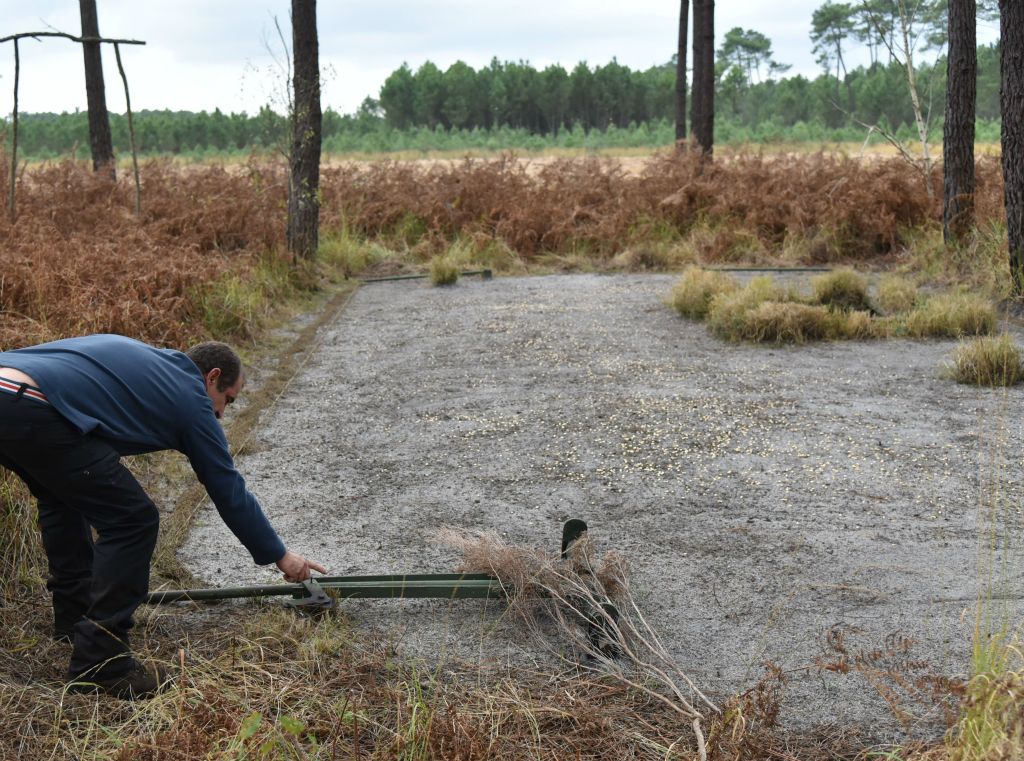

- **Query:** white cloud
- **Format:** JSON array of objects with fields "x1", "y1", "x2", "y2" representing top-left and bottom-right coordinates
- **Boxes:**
[{"x1": 0, "y1": 1, "x2": 1001, "y2": 117}]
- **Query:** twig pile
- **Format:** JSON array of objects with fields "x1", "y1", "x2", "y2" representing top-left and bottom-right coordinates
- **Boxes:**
[{"x1": 441, "y1": 526, "x2": 720, "y2": 761}]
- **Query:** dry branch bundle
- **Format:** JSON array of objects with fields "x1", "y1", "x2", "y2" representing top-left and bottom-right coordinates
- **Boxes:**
[{"x1": 440, "y1": 527, "x2": 720, "y2": 760}]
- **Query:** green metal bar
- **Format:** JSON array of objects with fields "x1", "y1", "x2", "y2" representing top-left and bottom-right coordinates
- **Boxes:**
[
  {"x1": 700, "y1": 266, "x2": 832, "y2": 272},
  {"x1": 145, "y1": 572, "x2": 504, "y2": 605},
  {"x1": 359, "y1": 269, "x2": 493, "y2": 283}
]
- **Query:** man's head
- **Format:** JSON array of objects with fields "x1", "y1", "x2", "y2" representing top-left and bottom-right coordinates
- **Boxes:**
[{"x1": 186, "y1": 341, "x2": 245, "y2": 419}]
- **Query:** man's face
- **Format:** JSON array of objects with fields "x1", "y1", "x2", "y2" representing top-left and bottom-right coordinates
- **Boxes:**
[{"x1": 203, "y1": 368, "x2": 244, "y2": 420}]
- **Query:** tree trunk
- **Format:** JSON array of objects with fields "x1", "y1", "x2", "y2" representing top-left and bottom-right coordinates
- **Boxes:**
[
  {"x1": 287, "y1": 0, "x2": 322, "y2": 261},
  {"x1": 1002, "y1": 0, "x2": 1024, "y2": 296},
  {"x1": 943, "y1": 0, "x2": 976, "y2": 244},
  {"x1": 675, "y1": 0, "x2": 689, "y2": 145},
  {"x1": 79, "y1": 0, "x2": 115, "y2": 177},
  {"x1": 691, "y1": 0, "x2": 715, "y2": 158}
]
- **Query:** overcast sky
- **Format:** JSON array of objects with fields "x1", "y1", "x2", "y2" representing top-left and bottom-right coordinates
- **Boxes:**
[{"x1": 0, "y1": 1, "x2": 1002, "y2": 117}]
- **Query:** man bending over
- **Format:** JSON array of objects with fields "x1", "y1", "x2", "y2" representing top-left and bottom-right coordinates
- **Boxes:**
[{"x1": 0, "y1": 334, "x2": 326, "y2": 698}]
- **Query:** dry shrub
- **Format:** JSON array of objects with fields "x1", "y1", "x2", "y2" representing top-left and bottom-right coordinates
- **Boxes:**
[
  {"x1": 684, "y1": 222, "x2": 769, "y2": 263},
  {"x1": 670, "y1": 267, "x2": 739, "y2": 318},
  {"x1": 811, "y1": 268, "x2": 871, "y2": 311},
  {"x1": 877, "y1": 275, "x2": 919, "y2": 314},
  {"x1": 0, "y1": 157, "x2": 289, "y2": 349},
  {"x1": 905, "y1": 293, "x2": 997, "y2": 339},
  {"x1": 319, "y1": 151, "x2": 1005, "y2": 265},
  {"x1": 610, "y1": 241, "x2": 696, "y2": 271},
  {"x1": 441, "y1": 527, "x2": 719, "y2": 760},
  {"x1": 948, "y1": 335, "x2": 1024, "y2": 387}
]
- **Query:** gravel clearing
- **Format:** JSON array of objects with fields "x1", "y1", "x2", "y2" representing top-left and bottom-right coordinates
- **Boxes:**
[{"x1": 180, "y1": 272, "x2": 1024, "y2": 741}]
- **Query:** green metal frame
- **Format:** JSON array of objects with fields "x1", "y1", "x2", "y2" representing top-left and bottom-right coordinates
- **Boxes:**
[{"x1": 145, "y1": 572, "x2": 504, "y2": 605}]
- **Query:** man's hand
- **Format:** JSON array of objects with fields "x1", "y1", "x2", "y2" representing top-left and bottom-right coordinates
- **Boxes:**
[{"x1": 276, "y1": 550, "x2": 327, "y2": 582}]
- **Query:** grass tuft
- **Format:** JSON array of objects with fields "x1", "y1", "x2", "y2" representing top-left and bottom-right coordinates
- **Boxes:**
[
  {"x1": 670, "y1": 267, "x2": 739, "y2": 319},
  {"x1": 319, "y1": 229, "x2": 391, "y2": 278},
  {"x1": 811, "y1": 268, "x2": 871, "y2": 311},
  {"x1": 705, "y1": 276, "x2": 787, "y2": 341},
  {"x1": 948, "y1": 335, "x2": 1024, "y2": 387},
  {"x1": 905, "y1": 293, "x2": 997, "y2": 339},
  {"x1": 876, "y1": 275, "x2": 919, "y2": 315},
  {"x1": 429, "y1": 256, "x2": 460, "y2": 286},
  {"x1": 743, "y1": 301, "x2": 832, "y2": 343}
]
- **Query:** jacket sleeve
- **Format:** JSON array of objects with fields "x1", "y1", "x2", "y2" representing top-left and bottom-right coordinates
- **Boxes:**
[{"x1": 180, "y1": 412, "x2": 286, "y2": 565}]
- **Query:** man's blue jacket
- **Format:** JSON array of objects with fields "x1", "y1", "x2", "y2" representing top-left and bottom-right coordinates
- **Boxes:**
[{"x1": 0, "y1": 334, "x2": 285, "y2": 565}]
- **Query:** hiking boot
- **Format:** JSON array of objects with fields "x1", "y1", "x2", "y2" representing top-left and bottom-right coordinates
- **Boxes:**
[{"x1": 66, "y1": 661, "x2": 172, "y2": 700}]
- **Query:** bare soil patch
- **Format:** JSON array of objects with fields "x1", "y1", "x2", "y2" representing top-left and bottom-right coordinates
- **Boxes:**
[{"x1": 182, "y1": 273, "x2": 1024, "y2": 744}]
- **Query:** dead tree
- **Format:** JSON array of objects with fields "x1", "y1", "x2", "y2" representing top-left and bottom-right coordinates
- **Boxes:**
[
  {"x1": 691, "y1": 0, "x2": 715, "y2": 159},
  {"x1": 286, "y1": 0, "x2": 322, "y2": 261},
  {"x1": 80, "y1": 0, "x2": 115, "y2": 177},
  {"x1": 1001, "y1": 0, "x2": 1024, "y2": 296},
  {"x1": 1, "y1": 31, "x2": 145, "y2": 221},
  {"x1": 942, "y1": 0, "x2": 976, "y2": 245},
  {"x1": 675, "y1": 0, "x2": 690, "y2": 145}
]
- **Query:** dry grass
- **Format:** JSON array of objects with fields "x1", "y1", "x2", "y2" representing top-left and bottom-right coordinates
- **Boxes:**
[
  {"x1": 670, "y1": 267, "x2": 739, "y2": 318},
  {"x1": 947, "y1": 335, "x2": 1024, "y2": 387},
  {"x1": 681, "y1": 272, "x2": 997, "y2": 346},
  {"x1": 1, "y1": 152, "x2": 1014, "y2": 349},
  {"x1": 0, "y1": 151, "x2": 1017, "y2": 760},
  {"x1": 904, "y1": 293, "x2": 998, "y2": 339},
  {"x1": 429, "y1": 256, "x2": 460, "y2": 286},
  {"x1": 877, "y1": 275, "x2": 920, "y2": 314},
  {"x1": 812, "y1": 268, "x2": 872, "y2": 312}
]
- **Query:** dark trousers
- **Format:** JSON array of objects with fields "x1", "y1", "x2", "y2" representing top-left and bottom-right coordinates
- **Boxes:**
[{"x1": 0, "y1": 391, "x2": 159, "y2": 678}]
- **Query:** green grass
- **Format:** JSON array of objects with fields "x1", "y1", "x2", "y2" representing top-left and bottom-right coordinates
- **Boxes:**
[
  {"x1": 188, "y1": 254, "x2": 301, "y2": 341},
  {"x1": 318, "y1": 228, "x2": 392, "y2": 278}
]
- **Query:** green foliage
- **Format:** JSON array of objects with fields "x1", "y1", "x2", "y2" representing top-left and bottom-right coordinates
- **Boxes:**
[
  {"x1": 443, "y1": 236, "x2": 524, "y2": 273},
  {"x1": 948, "y1": 335, "x2": 1024, "y2": 387},
  {"x1": 676, "y1": 271, "x2": 1001, "y2": 346},
  {"x1": 189, "y1": 255, "x2": 295, "y2": 340},
  {"x1": 4, "y1": 40, "x2": 1003, "y2": 160},
  {"x1": 670, "y1": 267, "x2": 739, "y2": 319},
  {"x1": 811, "y1": 268, "x2": 871, "y2": 311},
  {"x1": 319, "y1": 229, "x2": 389, "y2": 277}
]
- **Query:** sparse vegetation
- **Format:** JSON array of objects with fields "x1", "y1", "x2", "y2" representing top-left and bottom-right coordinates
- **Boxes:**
[{"x1": 676, "y1": 272, "x2": 998, "y2": 345}]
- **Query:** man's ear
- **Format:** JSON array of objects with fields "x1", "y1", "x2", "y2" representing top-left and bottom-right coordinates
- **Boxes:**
[{"x1": 205, "y1": 368, "x2": 222, "y2": 388}]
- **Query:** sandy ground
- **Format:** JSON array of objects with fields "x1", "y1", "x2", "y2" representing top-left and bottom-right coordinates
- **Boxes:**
[{"x1": 181, "y1": 273, "x2": 1024, "y2": 742}]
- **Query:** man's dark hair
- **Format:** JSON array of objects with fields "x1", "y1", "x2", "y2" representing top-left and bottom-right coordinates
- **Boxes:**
[{"x1": 186, "y1": 342, "x2": 243, "y2": 391}]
